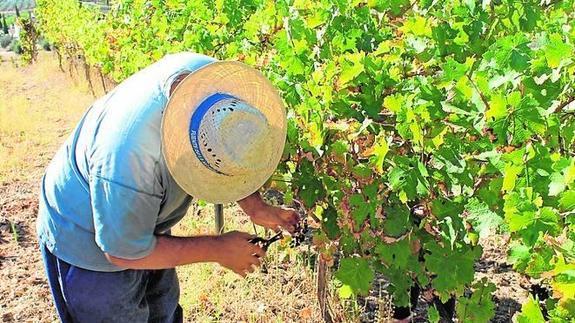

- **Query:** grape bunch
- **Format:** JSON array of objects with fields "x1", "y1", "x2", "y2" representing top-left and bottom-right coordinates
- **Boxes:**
[{"x1": 289, "y1": 216, "x2": 309, "y2": 248}]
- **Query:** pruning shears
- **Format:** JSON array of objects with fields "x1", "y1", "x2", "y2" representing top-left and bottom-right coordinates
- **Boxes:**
[
  {"x1": 248, "y1": 231, "x2": 283, "y2": 251},
  {"x1": 248, "y1": 216, "x2": 310, "y2": 251}
]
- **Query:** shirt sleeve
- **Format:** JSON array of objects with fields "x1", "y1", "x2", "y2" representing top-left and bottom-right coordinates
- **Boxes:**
[{"x1": 90, "y1": 173, "x2": 162, "y2": 259}]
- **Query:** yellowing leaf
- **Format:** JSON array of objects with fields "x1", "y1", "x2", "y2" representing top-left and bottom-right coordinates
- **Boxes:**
[
  {"x1": 374, "y1": 40, "x2": 392, "y2": 56},
  {"x1": 410, "y1": 122, "x2": 423, "y2": 146},
  {"x1": 514, "y1": 296, "x2": 545, "y2": 323},
  {"x1": 399, "y1": 190, "x2": 408, "y2": 204},
  {"x1": 307, "y1": 122, "x2": 324, "y2": 148},
  {"x1": 502, "y1": 164, "x2": 522, "y2": 192},
  {"x1": 406, "y1": 109, "x2": 423, "y2": 146},
  {"x1": 338, "y1": 52, "x2": 365, "y2": 86},
  {"x1": 565, "y1": 162, "x2": 575, "y2": 185},
  {"x1": 338, "y1": 285, "x2": 353, "y2": 299},
  {"x1": 544, "y1": 255, "x2": 575, "y2": 307},
  {"x1": 400, "y1": 16, "x2": 432, "y2": 37},
  {"x1": 366, "y1": 135, "x2": 389, "y2": 174},
  {"x1": 486, "y1": 93, "x2": 507, "y2": 121},
  {"x1": 432, "y1": 127, "x2": 449, "y2": 148},
  {"x1": 383, "y1": 94, "x2": 404, "y2": 113},
  {"x1": 545, "y1": 33, "x2": 573, "y2": 68},
  {"x1": 455, "y1": 77, "x2": 473, "y2": 99}
]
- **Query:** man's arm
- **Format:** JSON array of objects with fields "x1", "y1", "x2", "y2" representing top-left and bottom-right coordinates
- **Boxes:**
[{"x1": 105, "y1": 231, "x2": 264, "y2": 276}]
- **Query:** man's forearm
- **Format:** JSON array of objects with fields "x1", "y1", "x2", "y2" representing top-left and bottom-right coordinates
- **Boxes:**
[
  {"x1": 105, "y1": 235, "x2": 219, "y2": 270},
  {"x1": 237, "y1": 191, "x2": 266, "y2": 217}
]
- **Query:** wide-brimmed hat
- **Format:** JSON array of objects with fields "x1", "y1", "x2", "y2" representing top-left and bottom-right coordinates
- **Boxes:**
[{"x1": 161, "y1": 61, "x2": 287, "y2": 204}]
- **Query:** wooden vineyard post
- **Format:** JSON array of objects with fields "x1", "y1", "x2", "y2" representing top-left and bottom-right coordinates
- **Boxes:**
[
  {"x1": 317, "y1": 256, "x2": 334, "y2": 323},
  {"x1": 81, "y1": 55, "x2": 95, "y2": 97},
  {"x1": 214, "y1": 204, "x2": 224, "y2": 234},
  {"x1": 98, "y1": 68, "x2": 107, "y2": 94}
]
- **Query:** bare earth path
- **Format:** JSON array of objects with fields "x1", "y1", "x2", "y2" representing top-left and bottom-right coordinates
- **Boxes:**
[{"x1": 0, "y1": 53, "x2": 94, "y2": 322}]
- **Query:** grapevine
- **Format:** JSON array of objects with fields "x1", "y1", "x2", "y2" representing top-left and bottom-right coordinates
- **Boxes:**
[{"x1": 36, "y1": 0, "x2": 575, "y2": 320}]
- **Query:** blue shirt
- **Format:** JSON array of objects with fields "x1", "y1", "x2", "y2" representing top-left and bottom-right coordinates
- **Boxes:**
[{"x1": 37, "y1": 53, "x2": 217, "y2": 272}]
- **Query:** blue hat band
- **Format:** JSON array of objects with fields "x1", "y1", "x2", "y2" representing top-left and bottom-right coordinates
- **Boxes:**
[{"x1": 189, "y1": 92, "x2": 238, "y2": 176}]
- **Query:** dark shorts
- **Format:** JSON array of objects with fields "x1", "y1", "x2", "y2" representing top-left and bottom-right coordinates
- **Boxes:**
[{"x1": 40, "y1": 244, "x2": 183, "y2": 323}]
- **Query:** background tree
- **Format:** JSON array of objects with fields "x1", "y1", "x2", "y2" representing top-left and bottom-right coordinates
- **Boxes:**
[{"x1": 0, "y1": 14, "x2": 7, "y2": 35}]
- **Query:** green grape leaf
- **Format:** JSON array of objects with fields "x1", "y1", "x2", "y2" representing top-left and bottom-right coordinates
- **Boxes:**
[
  {"x1": 484, "y1": 34, "x2": 531, "y2": 72},
  {"x1": 505, "y1": 190, "x2": 560, "y2": 245},
  {"x1": 456, "y1": 278, "x2": 496, "y2": 323},
  {"x1": 431, "y1": 199, "x2": 464, "y2": 220},
  {"x1": 465, "y1": 198, "x2": 503, "y2": 239},
  {"x1": 349, "y1": 193, "x2": 370, "y2": 229},
  {"x1": 428, "y1": 305, "x2": 440, "y2": 323},
  {"x1": 375, "y1": 239, "x2": 411, "y2": 269},
  {"x1": 295, "y1": 160, "x2": 326, "y2": 208},
  {"x1": 502, "y1": 164, "x2": 522, "y2": 193},
  {"x1": 335, "y1": 258, "x2": 374, "y2": 296},
  {"x1": 384, "y1": 267, "x2": 414, "y2": 307},
  {"x1": 352, "y1": 163, "x2": 372, "y2": 179},
  {"x1": 525, "y1": 247, "x2": 554, "y2": 277},
  {"x1": 321, "y1": 205, "x2": 341, "y2": 240},
  {"x1": 505, "y1": 209, "x2": 536, "y2": 233},
  {"x1": 383, "y1": 204, "x2": 411, "y2": 237},
  {"x1": 549, "y1": 172, "x2": 566, "y2": 196},
  {"x1": 330, "y1": 140, "x2": 349, "y2": 157},
  {"x1": 508, "y1": 242, "x2": 531, "y2": 272},
  {"x1": 442, "y1": 57, "x2": 468, "y2": 82},
  {"x1": 559, "y1": 190, "x2": 575, "y2": 211},
  {"x1": 424, "y1": 241, "x2": 480, "y2": 300}
]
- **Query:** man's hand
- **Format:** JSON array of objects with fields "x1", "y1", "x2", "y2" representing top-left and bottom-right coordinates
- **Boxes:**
[
  {"x1": 213, "y1": 231, "x2": 266, "y2": 277},
  {"x1": 250, "y1": 205, "x2": 300, "y2": 233},
  {"x1": 238, "y1": 192, "x2": 300, "y2": 233}
]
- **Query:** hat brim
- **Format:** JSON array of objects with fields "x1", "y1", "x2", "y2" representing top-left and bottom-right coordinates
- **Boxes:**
[{"x1": 161, "y1": 61, "x2": 287, "y2": 204}]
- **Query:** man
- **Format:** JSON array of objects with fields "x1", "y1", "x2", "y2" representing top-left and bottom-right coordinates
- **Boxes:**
[{"x1": 37, "y1": 53, "x2": 299, "y2": 322}]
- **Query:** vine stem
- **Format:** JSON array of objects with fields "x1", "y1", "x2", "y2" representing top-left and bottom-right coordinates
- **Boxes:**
[
  {"x1": 466, "y1": 74, "x2": 490, "y2": 111},
  {"x1": 524, "y1": 153, "x2": 530, "y2": 188},
  {"x1": 555, "y1": 96, "x2": 575, "y2": 114}
]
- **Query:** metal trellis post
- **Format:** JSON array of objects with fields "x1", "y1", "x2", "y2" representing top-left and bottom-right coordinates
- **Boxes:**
[{"x1": 214, "y1": 204, "x2": 224, "y2": 234}]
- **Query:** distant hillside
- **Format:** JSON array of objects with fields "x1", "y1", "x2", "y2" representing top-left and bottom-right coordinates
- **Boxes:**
[{"x1": 0, "y1": 0, "x2": 35, "y2": 13}]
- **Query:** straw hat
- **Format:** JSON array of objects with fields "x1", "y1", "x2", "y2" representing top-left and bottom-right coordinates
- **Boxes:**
[{"x1": 161, "y1": 61, "x2": 287, "y2": 204}]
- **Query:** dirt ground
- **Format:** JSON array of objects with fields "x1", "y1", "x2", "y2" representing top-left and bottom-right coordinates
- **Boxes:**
[
  {"x1": 0, "y1": 52, "x2": 94, "y2": 322},
  {"x1": 475, "y1": 236, "x2": 530, "y2": 322},
  {"x1": 0, "y1": 53, "x2": 531, "y2": 323}
]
